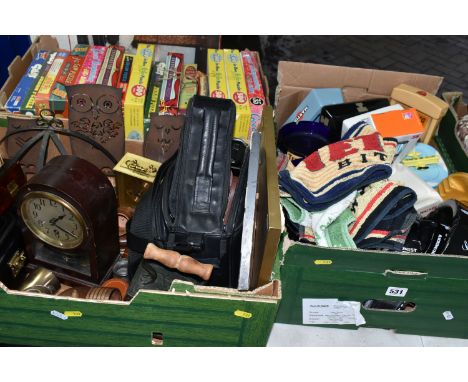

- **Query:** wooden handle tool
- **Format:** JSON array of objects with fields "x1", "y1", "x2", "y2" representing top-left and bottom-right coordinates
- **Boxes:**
[{"x1": 144, "y1": 243, "x2": 213, "y2": 281}]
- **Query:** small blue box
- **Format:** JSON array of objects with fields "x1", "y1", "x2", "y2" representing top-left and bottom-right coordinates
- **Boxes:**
[
  {"x1": 5, "y1": 50, "x2": 49, "y2": 113},
  {"x1": 282, "y1": 88, "x2": 344, "y2": 127}
]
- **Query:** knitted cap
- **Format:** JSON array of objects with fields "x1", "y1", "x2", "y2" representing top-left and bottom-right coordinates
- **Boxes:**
[
  {"x1": 349, "y1": 179, "x2": 417, "y2": 245},
  {"x1": 358, "y1": 207, "x2": 418, "y2": 251},
  {"x1": 279, "y1": 129, "x2": 397, "y2": 211}
]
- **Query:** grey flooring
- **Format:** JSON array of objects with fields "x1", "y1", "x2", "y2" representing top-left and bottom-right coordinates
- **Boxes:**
[
  {"x1": 259, "y1": 35, "x2": 468, "y2": 102},
  {"x1": 268, "y1": 324, "x2": 468, "y2": 347}
]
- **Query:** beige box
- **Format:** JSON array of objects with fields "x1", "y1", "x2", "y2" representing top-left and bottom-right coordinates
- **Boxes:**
[{"x1": 275, "y1": 61, "x2": 443, "y2": 129}]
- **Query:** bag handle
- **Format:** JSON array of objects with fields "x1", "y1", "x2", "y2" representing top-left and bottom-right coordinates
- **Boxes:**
[{"x1": 193, "y1": 108, "x2": 219, "y2": 213}]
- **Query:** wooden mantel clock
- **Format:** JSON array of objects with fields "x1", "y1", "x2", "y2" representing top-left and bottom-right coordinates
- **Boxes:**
[{"x1": 16, "y1": 155, "x2": 119, "y2": 286}]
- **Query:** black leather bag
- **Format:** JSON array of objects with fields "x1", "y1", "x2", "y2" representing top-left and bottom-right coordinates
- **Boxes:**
[{"x1": 127, "y1": 96, "x2": 249, "y2": 291}]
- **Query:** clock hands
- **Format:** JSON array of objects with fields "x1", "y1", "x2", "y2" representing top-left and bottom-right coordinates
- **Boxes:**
[
  {"x1": 49, "y1": 215, "x2": 66, "y2": 225},
  {"x1": 48, "y1": 215, "x2": 78, "y2": 239},
  {"x1": 53, "y1": 224, "x2": 79, "y2": 239}
]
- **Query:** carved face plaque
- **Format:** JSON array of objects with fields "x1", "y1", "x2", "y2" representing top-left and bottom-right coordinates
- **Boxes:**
[
  {"x1": 143, "y1": 115, "x2": 185, "y2": 163},
  {"x1": 67, "y1": 84, "x2": 125, "y2": 174}
]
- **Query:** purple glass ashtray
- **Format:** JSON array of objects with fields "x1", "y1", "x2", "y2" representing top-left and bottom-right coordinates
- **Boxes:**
[{"x1": 278, "y1": 120, "x2": 331, "y2": 158}]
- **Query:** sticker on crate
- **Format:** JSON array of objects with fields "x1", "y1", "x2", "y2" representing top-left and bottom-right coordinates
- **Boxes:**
[
  {"x1": 64, "y1": 311, "x2": 83, "y2": 318},
  {"x1": 443, "y1": 311, "x2": 454, "y2": 320},
  {"x1": 385, "y1": 286, "x2": 408, "y2": 297},
  {"x1": 302, "y1": 298, "x2": 366, "y2": 326},
  {"x1": 234, "y1": 310, "x2": 253, "y2": 319},
  {"x1": 50, "y1": 310, "x2": 68, "y2": 320}
]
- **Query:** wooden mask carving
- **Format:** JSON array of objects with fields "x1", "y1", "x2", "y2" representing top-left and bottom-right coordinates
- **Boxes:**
[
  {"x1": 67, "y1": 84, "x2": 125, "y2": 174},
  {"x1": 143, "y1": 114, "x2": 185, "y2": 163}
]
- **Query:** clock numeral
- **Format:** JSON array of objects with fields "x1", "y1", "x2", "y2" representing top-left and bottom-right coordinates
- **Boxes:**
[
  {"x1": 32, "y1": 210, "x2": 39, "y2": 218},
  {"x1": 49, "y1": 200, "x2": 58, "y2": 207},
  {"x1": 33, "y1": 203, "x2": 41, "y2": 211},
  {"x1": 39, "y1": 199, "x2": 46, "y2": 207},
  {"x1": 53, "y1": 229, "x2": 60, "y2": 239}
]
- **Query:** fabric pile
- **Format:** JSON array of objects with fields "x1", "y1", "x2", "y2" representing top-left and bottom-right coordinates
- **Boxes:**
[{"x1": 279, "y1": 123, "x2": 419, "y2": 252}]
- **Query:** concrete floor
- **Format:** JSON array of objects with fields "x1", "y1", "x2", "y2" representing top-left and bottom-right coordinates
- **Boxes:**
[{"x1": 267, "y1": 324, "x2": 468, "y2": 347}]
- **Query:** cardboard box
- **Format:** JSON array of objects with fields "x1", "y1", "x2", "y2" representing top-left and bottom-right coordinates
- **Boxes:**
[
  {"x1": 341, "y1": 104, "x2": 404, "y2": 137},
  {"x1": 0, "y1": 36, "x2": 58, "y2": 110},
  {"x1": 154, "y1": 44, "x2": 196, "y2": 65},
  {"x1": 124, "y1": 44, "x2": 155, "y2": 141},
  {"x1": 21, "y1": 51, "x2": 59, "y2": 115},
  {"x1": 117, "y1": 53, "x2": 134, "y2": 102},
  {"x1": 0, "y1": 111, "x2": 280, "y2": 348},
  {"x1": 391, "y1": 83, "x2": 449, "y2": 144},
  {"x1": 5, "y1": 50, "x2": 49, "y2": 113},
  {"x1": 282, "y1": 88, "x2": 344, "y2": 126},
  {"x1": 434, "y1": 91, "x2": 468, "y2": 173},
  {"x1": 274, "y1": 61, "x2": 468, "y2": 340},
  {"x1": 34, "y1": 51, "x2": 70, "y2": 114},
  {"x1": 0, "y1": 108, "x2": 281, "y2": 347},
  {"x1": 96, "y1": 46, "x2": 125, "y2": 87},
  {"x1": 43, "y1": 45, "x2": 89, "y2": 117},
  {"x1": 71, "y1": 44, "x2": 89, "y2": 57},
  {"x1": 145, "y1": 62, "x2": 165, "y2": 118},
  {"x1": 241, "y1": 50, "x2": 266, "y2": 132},
  {"x1": 371, "y1": 108, "x2": 424, "y2": 163},
  {"x1": 274, "y1": 61, "x2": 443, "y2": 128},
  {"x1": 224, "y1": 49, "x2": 251, "y2": 142},
  {"x1": 0, "y1": 37, "x2": 281, "y2": 347},
  {"x1": 143, "y1": 61, "x2": 165, "y2": 135},
  {"x1": 207, "y1": 49, "x2": 228, "y2": 99},
  {"x1": 75, "y1": 46, "x2": 107, "y2": 85},
  {"x1": 178, "y1": 64, "x2": 198, "y2": 115},
  {"x1": 158, "y1": 52, "x2": 183, "y2": 116},
  {"x1": 276, "y1": 236, "x2": 468, "y2": 339}
]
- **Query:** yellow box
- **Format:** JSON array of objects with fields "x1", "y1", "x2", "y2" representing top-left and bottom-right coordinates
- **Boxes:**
[
  {"x1": 224, "y1": 49, "x2": 251, "y2": 142},
  {"x1": 124, "y1": 44, "x2": 155, "y2": 141},
  {"x1": 207, "y1": 49, "x2": 228, "y2": 99},
  {"x1": 113, "y1": 152, "x2": 161, "y2": 209}
]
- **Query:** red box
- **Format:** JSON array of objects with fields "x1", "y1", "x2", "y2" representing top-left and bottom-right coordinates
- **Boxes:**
[
  {"x1": 241, "y1": 50, "x2": 266, "y2": 132},
  {"x1": 158, "y1": 52, "x2": 184, "y2": 116}
]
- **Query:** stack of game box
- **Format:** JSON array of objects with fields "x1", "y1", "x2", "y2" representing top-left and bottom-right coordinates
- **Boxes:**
[
  {"x1": 207, "y1": 49, "x2": 266, "y2": 142},
  {"x1": 5, "y1": 44, "x2": 128, "y2": 118},
  {"x1": 4, "y1": 42, "x2": 220, "y2": 142},
  {"x1": 142, "y1": 44, "x2": 207, "y2": 136},
  {"x1": 4, "y1": 50, "x2": 49, "y2": 114}
]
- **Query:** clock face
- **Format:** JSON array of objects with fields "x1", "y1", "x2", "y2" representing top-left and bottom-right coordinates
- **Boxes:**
[{"x1": 20, "y1": 191, "x2": 86, "y2": 250}]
